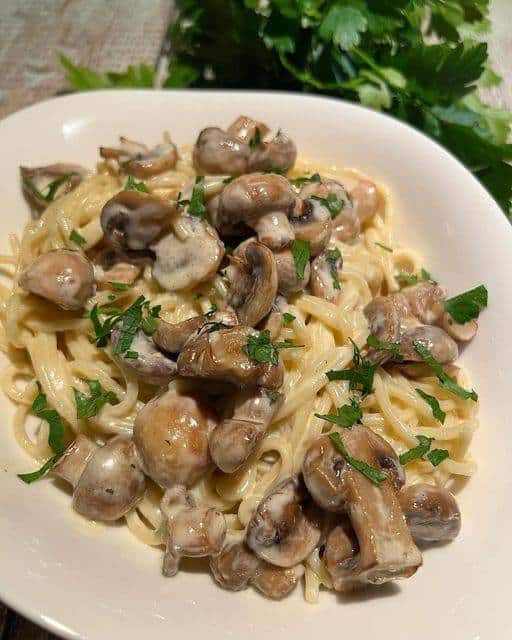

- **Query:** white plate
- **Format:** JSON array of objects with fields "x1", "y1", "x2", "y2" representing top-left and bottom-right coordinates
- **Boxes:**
[{"x1": 0, "y1": 90, "x2": 510, "y2": 640}]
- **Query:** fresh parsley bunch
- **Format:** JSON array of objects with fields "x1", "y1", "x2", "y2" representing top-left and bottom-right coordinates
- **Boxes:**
[{"x1": 60, "y1": 0, "x2": 512, "y2": 218}]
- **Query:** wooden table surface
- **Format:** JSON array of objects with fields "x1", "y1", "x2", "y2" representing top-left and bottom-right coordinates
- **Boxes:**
[{"x1": 0, "y1": 1, "x2": 510, "y2": 638}]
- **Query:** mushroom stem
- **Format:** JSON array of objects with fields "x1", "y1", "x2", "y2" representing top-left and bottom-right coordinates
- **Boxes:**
[{"x1": 253, "y1": 212, "x2": 295, "y2": 251}]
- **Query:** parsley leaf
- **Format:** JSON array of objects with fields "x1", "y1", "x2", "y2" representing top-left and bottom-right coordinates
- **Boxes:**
[
  {"x1": 326, "y1": 248, "x2": 341, "y2": 289},
  {"x1": 291, "y1": 239, "x2": 310, "y2": 279},
  {"x1": 366, "y1": 335, "x2": 401, "y2": 353},
  {"x1": 201, "y1": 321, "x2": 230, "y2": 333},
  {"x1": 31, "y1": 382, "x2": 65, "y2": 455},
  {"x1": 262, "y1": 167, "x2": 286, "y2": 175},
  {"x1": 427, "y1": 448, "x2": 450, "y2": 466},
  {"x1": 243, "y1": 330, "x2": 298, "y2": 366},
  {"x1": 374, "y1": 242, "x2": 393, "y2": 252},
  {"x1": 327, "y1": 342, "x2": 377, "y2": 397},
  {"x1": 399, "y1": 435, "x2": 434, "y2": 465},
  {"x1": 23, "y1": 174, "x2": 72, "y2": 204},
  {"x1": 114, "y1": 295, "x2": 144, "y2": 355},
  {"x1": 69, "y1": 229, "x2": 86, "y2": 247},
  {"x1": 396, "y1": 268, "x2": 436, "y2": 286},
  {"x1": 315, "y1": 397, "x2": 362, "y2": 429},
  {"x1": 108, "y1": 281, "x2": 133, "y2": 291},
  {"x1": 206, "y1": 303, "x2": 218, "y2": 317},
  {"x1": 311, "y1": 193, "x2": 344, "y2": 219},
  {"x1": 413, "y1": 341, "x2": 478, "y2": 401},
  {"x1": 283, "y1": 312, "x2": 296, "y2": 324},
  {"x1": 329, "y1": 432, "x2": 388, "y2": 485},
  {"x1": 73, "y1": 379, "x2": 118, "y2": 419},
  {"x1": 266, "y1": 391, "x2": 279, "y2": 403},
  {"x1": 125, "y1": 350, "x2": 139, "y2": 359},
  {"x1": 189, "y1": 176, "x2": 207, "y2": 218},
  {"x1": 290, "y1": 173, "x2": 321, "y2": 188},
  {"x1": 443, "y1": 284, "x2": 488, "y2": 323},
  {"x1": 248, "y1": 127, "x2": 261, "y2": 150},
  {"x1": 18, "y1": 454, "x2": 62, "y2": 484},
  {"x1": 124, "y1": 176, "x2": 148, "y2": 192},
  {"x1": 415, "y1": 388, "x2": 446, "y2": 424}
]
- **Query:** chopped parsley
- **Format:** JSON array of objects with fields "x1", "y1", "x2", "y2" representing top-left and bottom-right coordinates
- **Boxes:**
[
  {"x1": 329, "y1": 432, "x2": 388, "y2": 485},
  {"x1": 396, "y1": 268, "x2": 437, "y2": 287},
  {"x1": 266, "y1": 390, "x2": 279, "y2": 403},
  {"x1": 206, "y1": 303, "x2": 218, "y2": 317},
  {"x1": 366, "y1": 335, "x2": 401, "y2": 354},
  {"x1": 413, "y1": 341, "x2": 478, "y2": 401},
  {"x1": 290, "y1": 173, "x2": 321, "y2": 188},
  {"x1": 222, "y1": 174, "x2": 239, "y2": 184},
  {"x1": 201, "y1": 321, "x2": 230, "y2": 333},
  {"x1": 415, "y1": 388, "x2": 446, "y2": 424},
  {"x1": 262, "y1": 167, "x2": 286, "y2": 175},
  {"x1": 23, "y1": 173, "x2": 72, "y2": 204},
  {"x1": 124, "y1": 350, "x2": 139, "y2": 359},
  {"x1": 427, "y1": 448, "x2": 449, "y2": 466},
  {"x1": 327, "y1": 340, "x2": 377, "y2": 397},
  {"x1": 311, "y1": 193, "x2": 344, "y2": 218},
  {"x1": 248, "y1": 127, "x2": 261, "y2": 150},
  {"x1": 18, "y1": 454, "x2": 62, "y2": 484},
  {"x1": 315, "y1": 396, "x2": 362, "y2": 429},
  {"x1": 69, "y1": 229, "x2": 86, "y2": 247},
  {"x1": 124, "y1": 175, "x2": 148, "y2": 192},
  {"x1": 283, "y1": 312, "x2": 296, "y2": 324},
  {"x1": 291, "y1": 239, "x2": 310, "y2": 279},
  {"x1": 73, "y1": 379, "x2": 118, "y2": 419},
  {"x1": 243, "y1": 330, "x2": 299, "y2": 366},
  {"x1": 374, "y1": 241, "x2": 393, "y2": 252},
  {"x1": 189, "y1": 176, "x2": 207, "y2": 218},
  {"x1": 326, "y1": 248, "x2": 341, "y2": 290},
  {"x1": 399, "y1": 434, "x2": 449, "y2": 467},
  {"x1": 443, "y1": 284, "x2": 488, "y2": 323},
  {"x1": 108, "y1": 281, "x2": 133, "y2": 291}
]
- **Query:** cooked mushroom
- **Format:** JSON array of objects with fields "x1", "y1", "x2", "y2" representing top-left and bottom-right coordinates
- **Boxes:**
[
  {"x1": 210, "y1": 540, "x2": 263, "y2": 591},
  {"x1": 274, "y1": 248, "x2": 310, "y2": 296},
  {"x1": 402, "y1": 283, "x2": 446, "y2": 325},
  {"x1": 439, "y1": 311, "x2": 478, "y2": 342},
  {"x1": 178, "y1": 326, "x2": 283, "y2": 389},
  {"x1": 399, "y1": 483, "x2": 461, "y2": 544},
  {"x1": 303, "y1": 430, "x2": 404, "y2": 512},
  {"x1": 226, "y1": 241, "x2": 278, "y2": 326},
  {"x1": 152, "y1": 216, "x2": 224, "y2": 291},
  {"x1": 227, "y1": 116, "x2": 270, "y2": 143},
  {"x1": 110, "y1": 326, "x2": 177, "y2": 385},
  {"x1": 101, "y1": 190, "x2": 174, "y2": 253},
  {"x1": 162, "y1": 486, "x2": 226, "y2": 576},
  {"x1": 247, "y1": 130, "x2": 297, "y2": 173},
  {"x1": 95, "y1": 261, "x2": 141, "y2": 289},
  {"x1": 53, "y1": 434, "x2": 146, "y2": 521},
  {"x1": 400, "y1": 325, "x2": 458, "y2": 364},
  {"x1": 20, "y1": 163, "x2": 88, "y2": 216},
  {"x1": 19, "y1": 249, "x2": 94, "y2": 311},
  {"x1": 290, "y1": 198, "x2": 332, "y2": 257},
  {"x1": 193, "y1": 127, "x2": 250, "y2": 175},
  {"x1": 303, "y1": 426, "x2": 422, "y2": 585},
  {"x1": 153, "y1": 308, "x2": 238, "y2": 354},
  {"x1": 310, "y1": 248, "x2": 343, "y2": 304},
  {"x1": 257, "y1": 309, "x2": 283, "y2": 341},
  {"x1": 245, "y1": 478, "x2": 323, "y2": 568},
  {"x1": 100, "y1": 137, "x2": 177, "y2": 177},
  {"x1": 364, "y1": 293, "x2": 410, "y2": 343},
  {"x1": 252, "y1": 563, "x2": 304, "y2": 599},
  {"x1": 217, "y1": 174, "x2": 295, "y2": 250},
  {"x1": 349, "y1": 179, "x2": 380, "y2": 224},
  {"x1": 133, "y1": 388, "x2": 217, "y2": 488},
  {"x1": 209, "y1": 388, "x2": 283, "y2": 473},
  {"x1": 323, "y1": 519, "x2": 362, "y2": 592}
]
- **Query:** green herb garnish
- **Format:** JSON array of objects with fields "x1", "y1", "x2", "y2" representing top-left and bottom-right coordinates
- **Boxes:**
[
  {"x1": 266, "y1": 391, "x2": 279, "y2": 403},
  {"x1": 108, "y1": 282, "x2": 133, "y2": 291},
  {"x1": 327, "y1": 341, "x2": 377, "y2": 397},
  {"x1": 206, "y1": 303, "x2": 218, "y2": 317},
  {"x1": 427, "y1": 448, "x2": 449, "y2": 466},
  {"x1": 124, "y1": 176, "x2": 148, "y2": 192},
  {"x1": 262, "y1": 167, "x2": 286, "y2": 175},
  {"x1": 326, "y1": 248, "x2": 341, "y2": 289},
  {"x1": 311, "y1": 193, "x2": 344, "y2": 219},
  {"x1": 291, "y1": 239, "x2": 310, "y2": 279},
  {"x1": 443, "y1": 284, "x2": 488, "y2": 323},
  {"x1": 243, "y1": 330, "x2": 298, "y2": 366},
  {"x1": 374, "y1": 242, "x2": 393, "y2": 252},
  {"x1": 124, "y1": 350, "x2": 139, "y2": 359},
  {"x1": 399, "y1": 435, "x2": 434, "y2": 465},
  {"x1": 18, "y1": 454, "x2": 62, "y2": 484},
  {"x1": 283, "y1": 312, "x2": 296, "y2": 324},
  {"x1": 329, "y1": 432, "x2": 388, "y2": 485},
  {"x1": 290, "y1": 173, "x2": 321, "y2": 188},
  {"x1": 315, "y1": 396, "x2": 362, "y2": 429},
  {"x1": 73, "y1": 379, "x2": 118, "y2": 419},
  {"x1": 24, "y1": 173, "x2": 72, "y2": 204},
  {"x1": 248, "y1": 127, "x2": 261, "y2": 150},
  {"x1": 396, "y1": 268, "x2": 437, "y2": 287},
  {"x1": 366, "y1": 335, "x2": 401, "y2": 353},
  {"x1": 69, "y1": 229, "x2": 86, "y2": 247},
  {"x1": 189, "y1": 176, "x2": 207, "y2": 218},
  {"x1": 415, "y1": 388, "x2": 446, "y2": 424}
]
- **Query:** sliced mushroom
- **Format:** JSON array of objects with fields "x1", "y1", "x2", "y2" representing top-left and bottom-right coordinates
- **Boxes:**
[
  {"x1": 364, "y1": 293, "x2": 410, "y2": 343},
  {"x1": 193, "y1": 127, "x2": 250, "y2": 175},
  {"x1": 162, "y1": 486, "x2": 226, "y2": 577},
  {"x1": 153, "y1": 308, "x2": 238, "y2": 355},
  {"x1": 304, "y1": 425, "x2": 422, "y2": 585},
  {"x1": 439, "y1": 311, "x2": 478, "y2": 342},
  {"x1": 209, "y1": 388, "x2": 283, "y2": 473},
  {"x1": 101, "y1": 190, "x2": 174, "y2": 253},
  {"x1": 19, "y1": 249, "x2": 94, "y2": 311},
  {"x1": 323, "y1": 519, "x2": 362, "y2": 592},
  {"x1": 310, "y1": 248, "x2": 343, "y2": 304},
  {"x1": 245, "y1": 478, "x2": 323, "y2": 568},
  {"x1": 274, "y1": 248, "x2": 310, "y2": 296},
  {"x1": 95, "y1": 262, "x2": 141, "y2": 289},
  {"x1": 133, "y1": 388, "x2": 217, "y2": 488},
  {"x1": 217, "y1": 173, "x2": 295, "y2": 250},
  {"x1": 303, "y1": 430, "x2": 404, "y2": 513},
  {"x1": 111, "y1": 326, "x2": 177, "y2": 385},
  {"x1": 152, "y1": 216, "x2": 224, "y2": 291},
  {"x1": 100, "y1": 137, "x2": 177, "y2": 177},
  {"x1": 227, "y1": 115, "x2": 270, "y2": 143},
  {"x1": 290, "y1": 198, "x2": 332, "y2": 256},
  {"x1": 53, "y1": 435, "x2": 146, "y2": 522},
  {"x1": 210, "y1": 540, "x2": 263, "y2": 591},
  {"x1": 20, "y1": 163, "x2": 88, "y2": 216},
  {"x1": 402, "y1": 283, "x2": 446, "y2": 325},
  {"x1": 349, "y1": 179, "x2": 380, "y2": 224},
  {"x1": 178, "y1": 326, "x2": 284, "y2": 390},
  {"x1": 257, "y1": 309, "x2": 283, "y2": 341},
  {"x1": 252, "y1": 563, "x2": 304, "y2": 599},
  {"x1": 248, "y1": 130, "x2": 297, "y2": 173},
  {"x1": 400, "y1": 325, "x2": 458, "y2": 364},
  {"x1": 399, "y1": 483, "x2": 461, "y2": 544},
  {"x1": 226, "y1": 241, "x2": 278, "y2": 326}
]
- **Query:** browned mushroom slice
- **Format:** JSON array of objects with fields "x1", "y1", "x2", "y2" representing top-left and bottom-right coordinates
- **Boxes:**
[
  {"x1": 96, "y1": 262, "x2": 141, "y2": 289},
  {"x1": 226, "y1": 241, "x2": 278, "y2": 326},
  {"x1": 209, "y1": 388, "x2": 283, "y2": 473},
  {"x1": 439, "y1": 311, "x2": 477, "y2": 342},
  {"x1": 53, "y1": 435, "x2": 146, "y2": 522},
  {"x1": 245, "y1": 478, "x2": 323, "y2": 568},
  {"x1": 19, "y1": 249, "x2": 94, "y2": 311},
  {"x1": 193, "y1": 127, "x2": 250, "y2": 175},
  {"x1": 133, "y1": 388, "x2": 217, "y2": 488},
  {"x1": 218, "y1": 173, "x2": 295, "y2": 250},
  {"x1": 274, "y1": 248, "x2": 310, "y2": 296},
  {"x1": 248, "y1": 130, "x2": 297, "y2": 173},
  {"x1": 310, "y1": 248, "x2": 343, "y2": 304},
  {"x1": 210, "y1": 540, "x2": 263, "y2": 591},
  {"x1": 177, "y1": 326, "x2": 283, "y2": 389},
  {"x1": 290, "y1": 198, "x2": 332, "y2": 256},
  {"x1": 162, "y1": 486, "x2": 226, "y2": 577},
  {"x1": 100, "y1": 137, "x2": 177, "y2": 178},
  {"x1": 399, "y1": 484, "x2": 461, "y2": 544},
  {"x1": 252, "y1": 563, "x2": 304, "y2": 599},
  {"x1": 323, "y1": 519, "x2": 362, "y2": 592},
  {"x1": 364, "y1": 293, "x2": 410, "y2": 343},
  {"x1": 20, "y1": 163, "x2": 88, "y2": 216},
  {"x1": 101, "y1": 190, "x2": 174, "y2": 253},
  {"x1": 152, "y1": 216, "x2": 224, "y2": 291},
  {"x1": 402, "y1": 283, "x2": 446, "y2": 325},
  {"x1": 153, "y1": 308, "x2": 238, "y2": 354},
  {"x1": 349, "y1": 179, "x2": 381, "y2": 224},
  {"x1": 400, "y1": 325, "x2": 458, "y2": 364},
  {"x1": 257, "y1": 309, "x2": 283, "y2": 341},
  {"x1": 111, "y1": 326, "x2": 178, "y2": 385},
  {"x1": 227, "y1": 116, "x2": 271, "y2": 142}
]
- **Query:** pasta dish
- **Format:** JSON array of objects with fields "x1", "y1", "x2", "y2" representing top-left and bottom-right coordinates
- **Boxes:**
[{"x1": 0, "y1": 115, "x2": 486, "y2": 602}]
